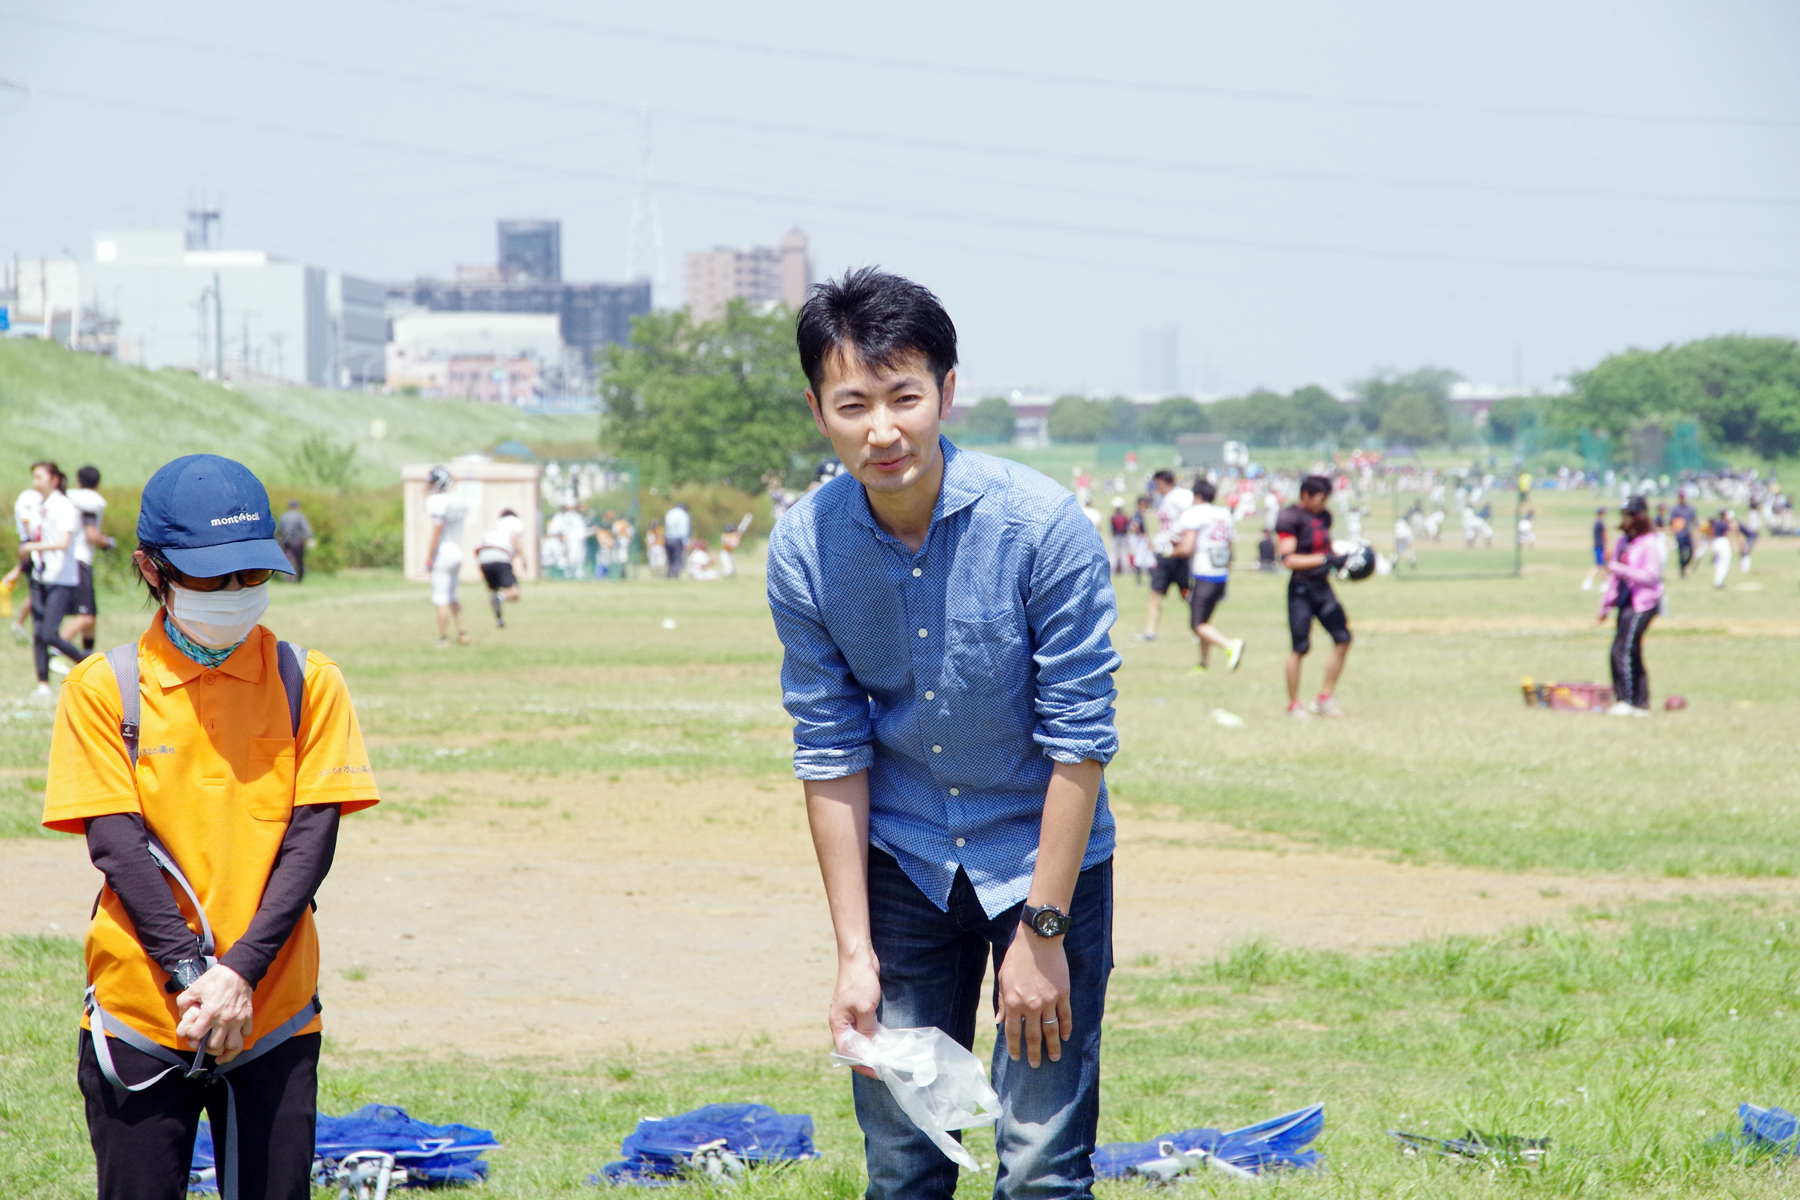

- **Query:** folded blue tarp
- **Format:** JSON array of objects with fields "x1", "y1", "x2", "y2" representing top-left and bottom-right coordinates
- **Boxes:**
[
  {"x1": 1093, "y1": 1103, "x2": 1325, "y2": 1178},
  {"x1": 189, "y1": 1104, "x2": 499, "y2": 1192},
  {"x1": 592, "y1": 1103, "x2": 819, "y2": 1187}
]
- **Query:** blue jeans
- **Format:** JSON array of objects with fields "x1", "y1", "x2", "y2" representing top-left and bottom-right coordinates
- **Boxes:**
[{"x1": 856, "y1": 847, "x2": 1114, "y2": 1200}]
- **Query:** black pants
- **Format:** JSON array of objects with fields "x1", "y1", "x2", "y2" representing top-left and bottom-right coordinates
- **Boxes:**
[
  {"x1": 1609, "y1": 607, "x2": 1654, "y2": 710},
  {"x1": 1676, "y1": 535, "x2": 1693, "y2": 577},
  {"x1": 78, "y1": 1029, "x2": 320, "y2": 1200},
  {"x1": 33, "y1": 582, "x2": 88, "y2": 681},
  {"x1": 664, "y1": 537, "x2": 685, "y2": 578},
  {"x1": 282, "y1": 542, "x2": 305, "y2": 582}
]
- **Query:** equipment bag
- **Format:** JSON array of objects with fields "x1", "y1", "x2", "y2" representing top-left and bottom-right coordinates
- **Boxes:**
[
  {"x1": 87, "y1": 639, "x2": 312, "y2": 1200},
  {"x1": 593, "y1": 1104, "x2": 818, "y2": 1186},
  {"x1": 1092, "y1": 1103, "x2": 1325, "y2": 1179}
]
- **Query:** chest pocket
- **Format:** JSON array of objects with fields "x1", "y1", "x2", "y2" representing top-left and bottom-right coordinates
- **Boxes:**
[
  {"x1": 246, "y1": 738, "x2": 297, "y2": 822},
  {"x1": 947, "y1": 610, "x2": 1027, "y2": 689}
]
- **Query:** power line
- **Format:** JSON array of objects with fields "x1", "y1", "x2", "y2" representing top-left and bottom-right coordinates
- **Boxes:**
[
  {"x1": 362, "y1": 0, "x2": 1800, "y2": 132},
  {"x1": 8, "y1": 12, "x2": 1799, "y2": 212},
  {"x1": 33, "y1": 84, "x2": 1800, "y2": 285}
]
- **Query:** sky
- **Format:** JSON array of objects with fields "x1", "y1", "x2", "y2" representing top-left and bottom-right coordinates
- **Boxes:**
[{"x1": 2, "y1": 0, "x2": 1797, "y2": 398}]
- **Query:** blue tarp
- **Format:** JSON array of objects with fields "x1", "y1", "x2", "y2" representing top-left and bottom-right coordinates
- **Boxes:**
[
  {"x1": 189, "y1": 1104, "x2": 499, "y2": 1192},
  {"x1": 1093, "y1": 1103, "x2": 1325, "y2": 1178},
  {"x1": 1738, "y1": 1103, "x2": 1800, "y2": 1154},
  {"x1": 591, "y1": 1103, "x2": 818, "y2": 1187}
]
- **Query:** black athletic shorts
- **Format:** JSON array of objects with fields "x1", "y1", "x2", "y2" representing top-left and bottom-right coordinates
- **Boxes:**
[
  {"x1": 1189, "y1": 577, "x2": 1227, "y2": 627},
  {"x1": 480, "y1": 560, "x2": 518, "y2": 590},
  {"x1": 73, "y1": 562, "x2": 96, "y2": 616},
  {"x1": 1149, "y1": 555, "x2": 1192, "y2": 597},
  {"x1": 1288, "y1": 576, "x2": 1351, "y2": 655}
]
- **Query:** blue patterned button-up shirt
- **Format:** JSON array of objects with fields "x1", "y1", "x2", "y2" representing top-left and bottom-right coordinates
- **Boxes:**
[{"x1": 766, "y1": 438, "x2": 1121, "y2": 917}]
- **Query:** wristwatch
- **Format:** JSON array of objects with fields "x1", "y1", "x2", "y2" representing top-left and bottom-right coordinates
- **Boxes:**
[
  {"x1": 165, "y1": 957, "x2": 209, "y2": 995},
  {"x1": 1020, "y1": 903, "x2": 1071, "y2": 938}
]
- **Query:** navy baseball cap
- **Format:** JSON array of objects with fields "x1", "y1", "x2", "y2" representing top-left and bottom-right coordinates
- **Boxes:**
[{"x1": 137, "y1": 455, "x2": 294, "y2": 577}]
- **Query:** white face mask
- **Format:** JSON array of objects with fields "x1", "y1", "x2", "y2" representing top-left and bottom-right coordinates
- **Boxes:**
[{"x1": 167, "y1": 582, "x2": 270, "y2": 649}]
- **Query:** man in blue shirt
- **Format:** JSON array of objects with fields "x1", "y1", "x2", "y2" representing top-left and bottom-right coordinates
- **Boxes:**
[{"x1": 767, "y1": 269, "x2": 1120, "y2": 1200}]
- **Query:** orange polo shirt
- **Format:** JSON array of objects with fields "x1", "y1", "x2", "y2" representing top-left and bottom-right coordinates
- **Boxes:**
[{"x1": 44, "y1": 618, "x2": 380, "y2": 1051}]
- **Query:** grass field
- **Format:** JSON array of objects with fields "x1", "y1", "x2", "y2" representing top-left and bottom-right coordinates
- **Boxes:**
[{"x1": 1, "y1": 455, "x2": 1797, "y2": 1197}]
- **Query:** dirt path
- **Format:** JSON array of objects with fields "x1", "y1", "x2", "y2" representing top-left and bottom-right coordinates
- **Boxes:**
[{"x1": 4, "y1": 771, "x2": 1794, "y2": 1057}]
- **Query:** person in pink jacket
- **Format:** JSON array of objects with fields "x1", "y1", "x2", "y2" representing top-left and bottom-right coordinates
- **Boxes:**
[{"x1": 1597, "y1": 495, "x2": 1664, "y2": 715}]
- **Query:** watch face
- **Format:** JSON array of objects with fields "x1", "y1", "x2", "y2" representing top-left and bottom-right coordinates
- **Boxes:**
[{"x1": 1032, "y1": 908, "x2": 1069, "y2": 937}]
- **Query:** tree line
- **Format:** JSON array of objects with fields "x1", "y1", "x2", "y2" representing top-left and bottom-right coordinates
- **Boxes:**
[
  {"x1": 595, "y1": 303, "x2": 1800, "y2": 489},
  {"x1": 1549, "y1": 335, "x2": 1800, "y2": 463},
  {"x1": 964, "y1": 367, "x2": 1462, "y2": 449}
]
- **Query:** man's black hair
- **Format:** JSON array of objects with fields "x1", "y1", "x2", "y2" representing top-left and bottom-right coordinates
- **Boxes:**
[
  {"x1": 1194, "y1": 479, "x2": 1217, "y2": 504},
  {"x1": 795, "y1": 267, "x2": 958, "y2": 396},
  {"x1": 1152, "y1": 469, "x2": 1176, "y2": 486},
  {"x1": 77, "y1": 465, "x2": 100, "y2": 489},
  {"x1": 1299, "y1": 474, "x2": 1333, "y2": 498},
  {"x1": 499, "y1": 508, "x2": 517, "y2": 518}
]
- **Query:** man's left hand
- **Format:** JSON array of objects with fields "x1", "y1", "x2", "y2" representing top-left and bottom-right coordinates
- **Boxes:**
[
  {"x1": 997, "y1": 926, "x2": 1072, "y2": 1068},
  {"x1": 175, "y1": 964, "x2": 255, "y2": 1063}
]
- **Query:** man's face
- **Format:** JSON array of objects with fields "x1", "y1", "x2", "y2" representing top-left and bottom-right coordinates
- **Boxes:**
[
  {"x1": 1300, "y1": 491, "x2": 1329, "y2": 514},
  {"x1": 1153, "y1": 477, "x2": 1172, "y2": 496},
  {"x1": 31, "y1": 466, "x2": 53, "y2": 497},
  {"x1": 806, "y1": 348, "x2": 955, "y2": 497}
]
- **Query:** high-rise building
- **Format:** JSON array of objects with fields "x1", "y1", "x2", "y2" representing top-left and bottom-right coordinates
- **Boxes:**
[
  {"x1": 1138, "y1": 325, "x2": 1179, "y2": 396},
  {"x1": 683, "y1": 228, "x2": 812, "y2": 322},
  {"x1": 497, "y1": 219, "x2": 562, "y2": 283}
]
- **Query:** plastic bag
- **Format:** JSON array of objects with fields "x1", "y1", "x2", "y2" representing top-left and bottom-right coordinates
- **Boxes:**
[{"x1": 832, "y1": 1024, "x2": 1000, "y2": 1170}]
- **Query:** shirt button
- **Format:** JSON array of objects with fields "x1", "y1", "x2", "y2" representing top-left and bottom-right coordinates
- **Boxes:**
[
  {"x1": 932, "y1": 744, "x2": 942, "y2": 754},
  {"x1": 912, "y1": 567, "x2": 923, "y2": 577},
  {"x1": 918, "y1": 628, "x2": 928, "y2": 638},
  {"x1": 955, "y1": 837, "x2": 966, "y2": 847},
  {"x1": 924, "y1": 690, "x2": 935, "y2": 700},
  {"x1": 950, "y1": 787, "x2": 960, "y2": 796},
  {"x1": 203, "y1": 673, "x2": 217, "y2": 685}
]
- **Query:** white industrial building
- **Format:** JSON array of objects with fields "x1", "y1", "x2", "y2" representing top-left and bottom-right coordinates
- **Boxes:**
[{"x1": 4, "y1": 231, "x2": 385, "y2": 386}]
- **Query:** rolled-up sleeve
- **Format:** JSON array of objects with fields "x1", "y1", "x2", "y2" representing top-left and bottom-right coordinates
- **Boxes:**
[
  {"x1": 766, "y1": 520, "x2": 875, "y2": 781},
  {"x1": 1026, "y1": 498, "x2": 1121, "y2": 765}
]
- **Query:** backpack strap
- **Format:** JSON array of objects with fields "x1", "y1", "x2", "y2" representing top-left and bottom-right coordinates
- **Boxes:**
[
  {"x1": 105, "y1": 643, "x2": 141, "y2": 768},
  {"x1": 276, "y1": 642, "x2": 305, "y2": 737}
]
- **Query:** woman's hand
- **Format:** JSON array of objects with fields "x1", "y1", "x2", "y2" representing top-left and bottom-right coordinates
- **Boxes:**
[{"x1": 175, "y1": 964, "x2": 255, "y2": 1063}]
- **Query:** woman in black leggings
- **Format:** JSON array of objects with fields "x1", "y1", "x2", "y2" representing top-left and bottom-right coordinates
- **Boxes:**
[
  {"x1": 1596, "y1": 496, "x2": 1665, "y2": 716},
  {"x1": 18, "y1": 462, "x2": 90, "y2": 696}
]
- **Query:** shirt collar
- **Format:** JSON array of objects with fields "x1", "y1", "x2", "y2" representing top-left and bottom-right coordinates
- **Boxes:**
[
  {"x1": 145, "y1": 614, "x2": 268, "y2": 687},
  {"x1": 846, "y1": 436, "x2": 982, "y2": 542}
]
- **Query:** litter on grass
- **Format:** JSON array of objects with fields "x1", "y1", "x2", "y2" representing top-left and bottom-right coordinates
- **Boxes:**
[
  {"x1": 1210, "y1": 709, "x2": 1247, "y2": 729},
  {"x1": 1093, "y1": 1103, "x2": 1324, "y2": 1182},
  {"x1": 1729, "y1": 1102, "x2": 1800, "y2": 1155},
  {"x1": 188, "y1": 1105, "x2": 499, "y2": 1194},
  {"x1": 832, "y1": 1024, "x2": 1001, "y2": 1170},
  {"x1": 591, "y1": 1103, "x2": 818, "y2": 1187},
  {"x1": 1519, "y1": 676, "x2": 1613, "y2": 712},
  {"x1": 1389, "y1": 1128, "x2": 1549, "y2": 1165}
]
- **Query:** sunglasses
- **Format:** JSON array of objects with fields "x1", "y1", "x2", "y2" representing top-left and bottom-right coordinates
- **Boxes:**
[{"x1": 148, "y1": 552, "x2": 275, "y2": 592}]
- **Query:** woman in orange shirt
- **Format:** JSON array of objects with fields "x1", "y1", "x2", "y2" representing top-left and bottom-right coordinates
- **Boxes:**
[{"x1": 44, "y1": 455, "x2": 380, "y2": 1200}]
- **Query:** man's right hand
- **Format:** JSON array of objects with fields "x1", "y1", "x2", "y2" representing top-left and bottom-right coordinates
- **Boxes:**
[{"x1": 829, "y1": 952, "x2": 882, "y2": 1079}]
